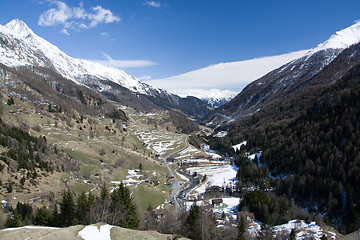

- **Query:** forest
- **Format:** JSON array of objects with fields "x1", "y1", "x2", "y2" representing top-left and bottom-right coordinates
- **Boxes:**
[{"x1": 209, "y1": 56, "x2": 360, "y2": 234}]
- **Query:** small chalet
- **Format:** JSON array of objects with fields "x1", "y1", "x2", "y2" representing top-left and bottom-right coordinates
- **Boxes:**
[
  {"x1": 212, "y1": 198, "x2": 223, "y2": 208},
  {"x1": 237, "y1": 211, "x2": 255, "y2": 222}
]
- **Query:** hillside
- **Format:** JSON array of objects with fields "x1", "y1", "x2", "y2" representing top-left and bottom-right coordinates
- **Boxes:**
[
  {"x1": 0, "y1": 68, "x2": 202, "y2": 228},
  {"x1": 208, "y1": 41, "x2": 360, "y2": 234}
]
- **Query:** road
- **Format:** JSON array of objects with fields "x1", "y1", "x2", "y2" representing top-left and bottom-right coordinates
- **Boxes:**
[{"x1": 163, "y1": 135, "x2": 189, "y2": 214}]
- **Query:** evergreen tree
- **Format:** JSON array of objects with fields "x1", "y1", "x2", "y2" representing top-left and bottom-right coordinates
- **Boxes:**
[
  {"x1": 5, "y1": 210, "x2": 21, "y2": 227},
  {"x1": 35, "y1": 206, "x2": 51, "y2": 226},
  {"x1": 87, "y1": 192, "x2": 96, "y2": 209},
  {"x1": 59, "y1": 189, "x2": 75, "y2": 226},
  {"x1": 237, "y1": 216, "x2": 246, "y2": 240},
  {"x1": 7, "y1": 97, "x2": 14, "y2": 105},
  {"x1": 50, "y1": 204, "x2": 60, "y2": 227},
  {"x1": 185, "y1": 203, "x2": 201, "y2": 240},
  {"x1": 100, "y1": 183, "x2": 109, "y2": 202},
  {"x1": 75, "y1": 191, "x2": 89, "y2": 224},
  {"x1": 16, "y1": 202, "x2": 33, "y2": 223},
  {"x1": 290, "y1": 229, "x2": 296, "y2": 240},
  {"x1": 111, "y1": 182, "x2": 139, "y2": 229}
]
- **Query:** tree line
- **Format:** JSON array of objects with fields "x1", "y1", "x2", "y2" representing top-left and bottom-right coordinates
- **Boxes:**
[{"x1": 5, "y1": 183, "x2": 139, "y2": 229}]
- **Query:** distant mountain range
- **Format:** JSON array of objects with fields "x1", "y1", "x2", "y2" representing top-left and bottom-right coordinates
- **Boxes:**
[
  {"x1": 0, "y1": 19, "x2": 211, "y2": 120},
  {"x1": 175, "y1": 89, "x2": 238, "y2": 108}
]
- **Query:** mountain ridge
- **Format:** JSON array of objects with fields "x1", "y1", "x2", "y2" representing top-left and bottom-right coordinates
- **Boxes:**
[
  {"x1": 207, "y1": 21, "x2": 360, "y2": 124},
  {"x1": 0, "y1": 19, "x2": 211, "y2": 120}
]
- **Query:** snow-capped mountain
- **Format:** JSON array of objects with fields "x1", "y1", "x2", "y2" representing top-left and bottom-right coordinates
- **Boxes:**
[
  {"x1": 175, "y1": 89, "x2": 237, "y2": 107},
  {"x1": 209, "y1": 21, "x2": 360, "y2": 122},
  {"x1": 307, "y1": 21, "x2": 360, "y2": 55},
  {"x1": 0, "y1": 19, "x2": 211, "y2": 119},
  {"x1": 0, "y1": 19, "x2": 157, "y2": 95}
]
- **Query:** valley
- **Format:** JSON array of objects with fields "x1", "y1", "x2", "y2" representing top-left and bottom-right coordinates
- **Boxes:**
[
  {"x1": 1, "y1": 14, "x2": 360, "y2": 240},
  {"x1": 0, "y1": 88, "x2": 238, "y2": 224}
]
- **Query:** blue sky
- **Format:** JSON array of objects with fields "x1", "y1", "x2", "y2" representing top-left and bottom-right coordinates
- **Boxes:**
[{"x1": 0, "y1": 0, "x2": 359, "y2": 82}]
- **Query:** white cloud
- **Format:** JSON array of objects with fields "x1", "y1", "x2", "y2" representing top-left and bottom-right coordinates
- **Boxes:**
[
  {"x1": 146, "y1": 50, "x2": 309, "y2": 94},
  {"x1": 143, "y1": 1, "x2": 162, "y2": 8},
  {"x1": 38, "y1": 1, "x2": 72, "y2": 26},
  {"x1": 88, "y1": 5, "x2": 121, "y2": 28},
  {"x1": 93, "y1": 53, "x2": 157, "y2": 68},
  {"x1": 38, "y1": 1, "x2": 120, "y2": 32},
  {"x1": 101, "y1": 32, "x2": 109, "y2": 36},
  {"x1": 60, "y1": 28, "x2": 70, "y2": 35},
  {"x1": 355, "y1": 19, "x2": 360, "y2": 24}
]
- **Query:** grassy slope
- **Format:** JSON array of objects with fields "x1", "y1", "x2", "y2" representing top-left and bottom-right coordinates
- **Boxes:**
[{"x1": 0, "y1": 95, "x2": 195, "y2": 217}]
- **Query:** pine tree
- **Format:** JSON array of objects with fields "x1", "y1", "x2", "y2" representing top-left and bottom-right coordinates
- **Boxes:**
[
  {"x1": 5, "y1": 210, "x2": 21, "y2": 227},
  {"x1": 237, "y1": 215, "x2": 246, "y2": 240},
  {"x1": 59, "y1": 189, "x2": 75, "y2": 227},
  {"x1": 50, "y1": 204, "x2": 60, "y2": 227},
  {"x1": 100, "y1": 183, "x2": 109, "y2": 202},
  {"x1": 185, "y1": 203, "x2": 201, "y2": 240},
  {"x1": 35, "y1": 206, "x2": 51, "y2": 226},
  {"x1": 111, "y1": 182, "x2": 139, "y2": 229},
  {"x1": 75, "y1": 192, "x2": 89, "y2": 224}
]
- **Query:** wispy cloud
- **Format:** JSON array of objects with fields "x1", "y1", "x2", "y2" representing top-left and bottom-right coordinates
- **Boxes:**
[
  {"x1": 355, "y1": 19, "x2": 360, "y2": 24},
  {"x1": 143, "y1": 1, "x2": 162, "y2": 8},
  {"x1": 60, "y1": 28, "x2": 70, "y2": 35},
  {"x1": 101, "y1": 32, "x2": 109, "y2": 36},
  {"x1": 93, "y1": 53, "x2": 157, "y2": 68},
  {"x1": 38, "y1": 1, "x2": 120, "y2": 32}
]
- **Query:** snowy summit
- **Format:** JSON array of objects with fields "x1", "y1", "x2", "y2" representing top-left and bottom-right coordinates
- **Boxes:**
[
  {"x1": 307, "y1": 21, "x2": 360, "y2": 55},
  {"x1": 0, "y1": 19, "x2": 159, "y2": 96}
]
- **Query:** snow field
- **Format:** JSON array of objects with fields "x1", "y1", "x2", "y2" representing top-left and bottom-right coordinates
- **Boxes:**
[{"x1": 186, "y1": 164, "x2": 238, "y2": 197}]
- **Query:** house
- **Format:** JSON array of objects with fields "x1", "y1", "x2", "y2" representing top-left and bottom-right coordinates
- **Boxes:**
[
  {"x1": 164, "y1": 181, "x2": 173, "y2": 187},
  {"x1": 206, "y1": 185, "x2": 221, "y2": 192},
  {"x1": 155, "y1": 209, "x2": 165, "y2": 219},
  {"x1": 167, "y1": 157, "x2": 176, "y2": 162},
  {"x1": 237, "y1": 211, "x2": 255, "y2": 222},
  {"x1": 212, "y1": 198, "x2": 223, "y2": 208}
]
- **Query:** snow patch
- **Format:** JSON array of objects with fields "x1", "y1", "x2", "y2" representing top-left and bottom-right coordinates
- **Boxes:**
[
  {"x1": 214, "y1": 131, "x2": 228, "y2": 138},
  {"x1": 3, "y1": 226, "x2": 61, "y2": 231},
  {"x1": 232, "y1": 141, "x2": 247, "y2": 152},
  {"x1": 78, "y1": 224, "x2": 114, "y2": 240}
]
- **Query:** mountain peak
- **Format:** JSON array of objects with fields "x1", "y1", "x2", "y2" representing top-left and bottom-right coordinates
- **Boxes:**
[
  {"x1": 308, "y1": 21, "x2": 360, "y2": 55},
  {"x1": 5, "y1": 18, "x2": 34, "y2": 39}
]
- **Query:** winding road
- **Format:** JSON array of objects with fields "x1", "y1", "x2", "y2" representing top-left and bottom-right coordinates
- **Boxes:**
[{"x1": 162, "y1": 135, "x2": 189, "y2": 214}]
